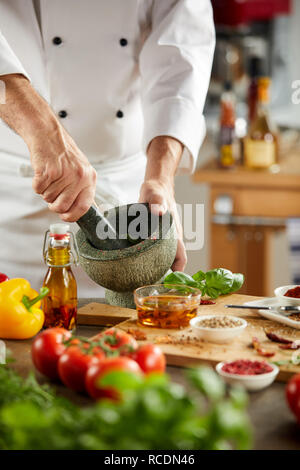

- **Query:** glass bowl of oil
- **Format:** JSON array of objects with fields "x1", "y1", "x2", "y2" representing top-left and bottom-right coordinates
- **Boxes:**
[{"x1": 134, "y1": 284, "x2": 201, "y2": 329}]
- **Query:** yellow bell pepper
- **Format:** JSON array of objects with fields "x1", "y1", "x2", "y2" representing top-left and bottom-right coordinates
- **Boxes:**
[{"x1": 0, "y1": 278, "x2": 48, "y2": 339}]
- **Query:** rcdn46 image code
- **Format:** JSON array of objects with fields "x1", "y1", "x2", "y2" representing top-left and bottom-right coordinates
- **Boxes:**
[{"x1": 104, "y1": 454, "x2": 196, "y2": 466}]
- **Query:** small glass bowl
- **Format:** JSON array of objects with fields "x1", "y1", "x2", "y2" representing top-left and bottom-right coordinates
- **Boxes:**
[{"x1": 134, "y1": 284, "x2": 201, "y2": 329}]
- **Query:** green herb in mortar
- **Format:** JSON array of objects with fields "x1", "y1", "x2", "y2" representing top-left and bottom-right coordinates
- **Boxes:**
[{"x1": 164, "y1": 268, "x2": 244, "y2": 299}]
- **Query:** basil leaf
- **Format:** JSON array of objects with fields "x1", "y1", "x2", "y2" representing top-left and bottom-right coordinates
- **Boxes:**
[
  {"x1": 164, "y1": 284, "x2": 198, "y2": 295},
  {"x1": 192, "y1": 270, "x2": 206, "y2": 282},
  {"x1": 163, "y1": 271, "x2": 198, "y2": 288},
  {"x1": 205, "y1": 268, "x2": 233, "y2": 294},
  {"x1": 206, "y1": 287, "x2": 221, "y2": 299},
  {"x1": 224, "y1": 273, "x2": 244, "y2": 294}
]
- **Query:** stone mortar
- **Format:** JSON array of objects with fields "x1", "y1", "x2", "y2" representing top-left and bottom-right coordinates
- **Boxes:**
[{"x1": 75, "y1": 203, "x2": 177, "y2": 307}]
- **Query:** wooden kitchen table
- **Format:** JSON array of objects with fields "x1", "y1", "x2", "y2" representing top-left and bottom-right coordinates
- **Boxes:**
[
  {"x1": 4, "y1": 298, "x2": 300, "y2": 451},
  {"x1": 193, "y1": 153, "x2": 300, "y2": 297}
]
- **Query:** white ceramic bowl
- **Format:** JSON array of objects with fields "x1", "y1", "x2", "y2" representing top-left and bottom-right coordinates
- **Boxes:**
[
  {"x1": 216, "y1": 361, "x2": 279, "y2": 391},
  {"x1": 189, "y1": 315, "x2": 247, "y2": 344},
  {"x1": 274, "y1": 285, "x2": 300, "y2": 307}
]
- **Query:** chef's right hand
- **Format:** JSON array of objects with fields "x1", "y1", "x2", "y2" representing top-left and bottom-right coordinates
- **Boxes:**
[{"x1": 30, "y1": 124, "x2": 97, "y2": 222}]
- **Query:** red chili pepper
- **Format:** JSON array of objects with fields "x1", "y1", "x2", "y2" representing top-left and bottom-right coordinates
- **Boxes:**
[
  {"x1": 252, "y1": 337, "x2": 275, "y2": 358},
  {"x1": 264, "y1": 329, "x2": 300, "y2": 350},
  {"x1": 0, "y1": 273, "x2": 9, "y2": 283},
  {"x1": 265, "y1": 329, "x2": 294, "y2": 345},
  {"x1": 200, "y1": 299, "x2": 216, "y2": 305},
  {"x1": 279, "y1": 342, "x2": 300, "y2": 350}
]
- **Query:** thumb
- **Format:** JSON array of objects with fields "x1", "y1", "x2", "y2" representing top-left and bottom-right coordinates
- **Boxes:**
[
  {"x1": 147, "y1": 194, "x2": 167, "y2": 216},
  {"x1": 138, "y1": 181, "x2": 169, "y2": 215}
]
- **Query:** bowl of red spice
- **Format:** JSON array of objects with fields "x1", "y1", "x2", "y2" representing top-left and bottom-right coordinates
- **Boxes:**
[
  {"x1": 274, "y1": 285, "x2": 300, "y2": 307},
  {"x1": 216, "y1": 359, "x2": 279, "y2": 391}
]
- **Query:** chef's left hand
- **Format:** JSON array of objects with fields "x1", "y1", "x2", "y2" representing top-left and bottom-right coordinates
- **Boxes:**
[
  {"x1": 138, "y1": 136, "x2": 186, "y2": 272},
  {"x1": 139, "y1": 179, "x2": 186, "y2": 271}
]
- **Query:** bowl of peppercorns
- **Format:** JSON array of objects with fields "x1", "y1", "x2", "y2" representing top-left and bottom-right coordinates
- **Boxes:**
[{"x1": 189, "y1": 315, "x2": 247, "y2": 344}]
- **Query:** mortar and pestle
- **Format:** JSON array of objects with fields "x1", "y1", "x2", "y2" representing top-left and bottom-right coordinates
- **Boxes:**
[{"x1": 75, "y1": 203, "x2": 177, "y2": 308}]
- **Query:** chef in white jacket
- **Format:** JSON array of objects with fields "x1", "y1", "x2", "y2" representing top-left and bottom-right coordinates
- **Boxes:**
[{"x1": 0, "y1": 0, "x2": 215, "y2": 296}]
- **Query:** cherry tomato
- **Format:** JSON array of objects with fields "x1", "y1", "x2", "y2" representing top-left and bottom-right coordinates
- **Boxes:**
[
  {"x1": 133, "y1": 344, "x2": 166, "y2": 374},
  {"x1": 0, "y1": 273, "x2": 9, "y2": 283},
  {"x1": 58, "y1": 344, "x2": 105, "y2": 392},
  {"x1": 286, "y1": 373, "x2": 300, "y2": 422},
  {"x1": 32, "y1": 327, "x2": 71, "y2": 380},
  {"x1": 85, "y1": 356, "x2": 142, "y2": 401},
  {"x1": 94, "y1": 328, "x2": 138, "y2": 355}
]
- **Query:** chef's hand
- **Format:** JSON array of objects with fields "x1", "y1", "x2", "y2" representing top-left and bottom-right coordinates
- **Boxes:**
[
  {"x1": 139, "y1": 136, "x2": 187, "y2": 272},
  {"x1": 30, "y1": 125, "x2": 97, "y2": 222},
  {"x1": 139, "y1": 179, "x2": 187, "y2": 271},
  {"x1": 0, "y1": 74, "x2": 97, "y2": 222}
]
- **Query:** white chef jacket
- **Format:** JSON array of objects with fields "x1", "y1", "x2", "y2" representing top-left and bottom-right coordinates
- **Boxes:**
[{"x1": 0, "y1": 0, "x2": 215, "y2": 295}]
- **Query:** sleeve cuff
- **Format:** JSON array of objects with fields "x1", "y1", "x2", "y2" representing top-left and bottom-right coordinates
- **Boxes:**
[
  {"x1": 142, "y1": 97, "x2": 206, "y2": 174},
  {"x1": 0, "y1": 32, "x2": 30, "y2": 81}
]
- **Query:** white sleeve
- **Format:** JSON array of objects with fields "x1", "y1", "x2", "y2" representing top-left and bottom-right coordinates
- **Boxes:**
[
  {"x1": 0, "y1": 30, "x2": 30, "y2": 79},
  {"x1": 140, "y1": 0, "x2": 215, "y2": 173}
]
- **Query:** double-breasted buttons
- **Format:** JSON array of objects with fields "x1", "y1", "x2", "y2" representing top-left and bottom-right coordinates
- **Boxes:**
[
  {"x1": 58, "y1": 110, "x2": 68, "y2": 118},
  {"x1": 117, "y1": 39, "x2": 127, "y2": 118},
  {"x1": 52, "y1": 36, "x2": 63, "y2": 46}
]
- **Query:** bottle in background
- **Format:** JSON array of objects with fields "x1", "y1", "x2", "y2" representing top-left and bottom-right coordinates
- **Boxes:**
[
  {"x1": 219, "y1": 80, "x2": 238, "y2": 169},
  {"x1": 248, "y1": 56, "x2": 262, "y2": 125},
  {"x1": 42, "y1": 224, "x2": 78, "y2": 330},
  {"x1": 244, "y1": 77, "x2": 278, "y2": 169}
]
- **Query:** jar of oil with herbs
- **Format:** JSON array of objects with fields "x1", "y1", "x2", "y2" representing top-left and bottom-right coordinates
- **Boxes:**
[
  {"x1": 42, "y1": 224, "x2": 78, "y2": 331},
  {"x1": 134, "y1": 284, "x2": 201, "y2": 329}
]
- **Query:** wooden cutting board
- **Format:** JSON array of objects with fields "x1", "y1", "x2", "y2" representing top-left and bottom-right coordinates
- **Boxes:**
[
  {"x1": 78, "y1": 294, "x2": 300, "y2": 382},
  {"x1": 78, "y1": 302, "x2": 134, "y2": 326}
]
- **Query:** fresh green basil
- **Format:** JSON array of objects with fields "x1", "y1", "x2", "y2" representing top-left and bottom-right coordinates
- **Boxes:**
[
  {"x1": 205, "y1": 268, "x2": 234, "y2": 293},
  {"x1": 224, "y1": 273, "x2": 244, "y2": 294},
  {"x1": 163, "y1": 271, "x2": 199, "y2": 288},
  {"x1": 192, "y1": 270, "x2": 206, "y2": 282},
  {"x1": 164, "y1": 267, "x2": 244, "y2": 299}
]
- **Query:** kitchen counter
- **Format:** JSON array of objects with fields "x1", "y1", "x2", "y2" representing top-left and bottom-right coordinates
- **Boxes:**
[{"x1": 4, "y1": 298, "x2": 300, "y2": 451}]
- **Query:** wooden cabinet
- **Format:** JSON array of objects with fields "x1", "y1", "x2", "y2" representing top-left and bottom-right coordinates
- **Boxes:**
[{"x1": 193, "y1": 156, "x2": 300, "y2": 296}]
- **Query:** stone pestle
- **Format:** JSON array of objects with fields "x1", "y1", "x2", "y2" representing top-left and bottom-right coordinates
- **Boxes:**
[{"x1": 76, "y1": 205, "x2": 133, "y2": 251}]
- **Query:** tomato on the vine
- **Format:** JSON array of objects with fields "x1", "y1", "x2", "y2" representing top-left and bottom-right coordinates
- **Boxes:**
[
  {"x1": 58, "y1": 343, "x2": 105, "y2": 392},
  {"x1": 94, "y1": 328, "x2": 138, "y2": 355},
  {"x1": 286, "y1": 373, "x2": 300, "y2": 422},
  {"x1": 0, "y1": 273, "x2": 9, "y2": 283},
  {"x1": 32, "y1": 327, "x2": 72, "y2": 380},
  {"x1": 85, "y1": 356, "x2": 142, "y2": 400},
  {"x1": 133, "y1": 344, "x2": 166, "y2": 374}
]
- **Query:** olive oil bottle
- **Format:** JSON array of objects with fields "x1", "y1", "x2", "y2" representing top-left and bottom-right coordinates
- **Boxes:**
[
  {"x1": 244, "y1": 77, "x2": 278, "y2": 169},
  {"x1": 42, "y1": 224, "x2": 78, "y2": 330}
]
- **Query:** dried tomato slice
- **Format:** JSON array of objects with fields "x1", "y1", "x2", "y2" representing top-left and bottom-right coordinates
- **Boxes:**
[{"x1": 252, "y1": 337, "x2": 275, "y2": 358}]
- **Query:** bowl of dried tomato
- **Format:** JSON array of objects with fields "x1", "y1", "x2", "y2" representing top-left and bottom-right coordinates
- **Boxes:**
[
  {"x1": 216, "y1": 359, "x2": 279, "y2": 391},
  {"x1": 274, "y1": 285, "x2": 300, "y2": 307}
]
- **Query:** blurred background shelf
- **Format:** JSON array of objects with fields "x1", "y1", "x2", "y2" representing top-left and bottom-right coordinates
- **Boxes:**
[{"x1": 192, "y1": 154, "x2": 300, "y2": 296}]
